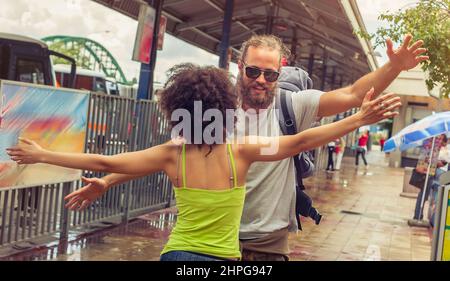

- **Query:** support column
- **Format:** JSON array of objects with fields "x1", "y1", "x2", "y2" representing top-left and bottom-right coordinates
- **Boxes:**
[
  {"x1": 137, "y1": 0, "x2": 164, "y2": 100},
  {"x1": 58, "y1": 181, "x2": 72, "y2": 255},
  {"x1": 389, "y1": 96, "x2": 408, "y2": 168},
  {"x1": 307, "y1": 52, "x2": 315, "y2": 76},
  {"x1": 320, "y1": 52, "x2": 328, "y2": 91},
  {"x1": 290, "y1": 29, "x2": 298, "y2": 66},
  {"x1": 265, "y1": 3, "x2": 274, "y2": 34},
  {"x1": 219, "y1": 0, "x2": 234, "y2": 70},
  {"x1": 331, "y1": 66, "x2": 340, "y2": 120},
  {"x1": 331, "y1": 66, "x2": 337, "y2": 88}
]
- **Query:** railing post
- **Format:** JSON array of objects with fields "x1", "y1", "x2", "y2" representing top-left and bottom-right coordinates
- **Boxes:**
[
  {"x1": 58, "y1": 181, "x2": 72, "y2": 254},
  {"x1": 122, "y1": 99, "x2": 139, "y2": 223}
]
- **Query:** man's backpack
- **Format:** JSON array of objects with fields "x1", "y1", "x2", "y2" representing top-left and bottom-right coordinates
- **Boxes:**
[{"x1": 276, "y1": 66, "x2": 322, "y2": 230}]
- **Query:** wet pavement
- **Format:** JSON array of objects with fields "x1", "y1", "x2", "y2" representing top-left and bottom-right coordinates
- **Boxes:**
[
  {"x1": 289, "y1": 151, "x2": 432, "y2": 261},
  {"x1": 1, "y1": 149, "x2": 432, "y2": 261}
]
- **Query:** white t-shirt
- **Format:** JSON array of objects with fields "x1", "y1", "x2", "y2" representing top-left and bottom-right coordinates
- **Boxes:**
[{"x1": 236, "y1": 88, "x2": 323, "y2": 239}]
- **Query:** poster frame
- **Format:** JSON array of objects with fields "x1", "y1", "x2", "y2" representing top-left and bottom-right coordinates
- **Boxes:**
[{"x1": 0, "y1": 79, "x2": 90, "y2": 190}]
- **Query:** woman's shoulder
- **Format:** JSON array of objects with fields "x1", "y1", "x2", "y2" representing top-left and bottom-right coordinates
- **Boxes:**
[{"x1": 147, "y1": 139, "x2": 184, "y2": 159}]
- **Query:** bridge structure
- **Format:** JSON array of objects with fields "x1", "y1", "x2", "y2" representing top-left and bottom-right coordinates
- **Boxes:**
[{"x1": 42, "y1": 35, "x2": 133, "y2": 85}]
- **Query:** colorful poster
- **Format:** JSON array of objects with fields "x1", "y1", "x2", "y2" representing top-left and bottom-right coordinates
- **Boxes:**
[
  {"x1": 416, "y1": 137, "x2": 443, "y2": 176},
  {"x1": 442, "y1": 194, "x2": 450, "y2": 261},
  {"x1": 0, "y1": 80, "x2": 89, "y2": 188},
  {"x1": 157, "y1": 15, "x2": 167, "y2": 51},
  {"x1": 132, "y1": 4, "x2": 156, "y2": 64}
]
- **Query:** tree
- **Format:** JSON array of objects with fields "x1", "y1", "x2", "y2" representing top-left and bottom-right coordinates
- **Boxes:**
[
  {"x1": 357, "y1": 0, "x2": 450, "y2": 98},
  {"x1": 48, "y1": 41, "x2": 93, "y2": 70}
]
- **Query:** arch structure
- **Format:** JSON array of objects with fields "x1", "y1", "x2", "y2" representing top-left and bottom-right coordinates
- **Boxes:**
[{"x1": 42, "y1": 35, "x2": 131, "y2": 85}]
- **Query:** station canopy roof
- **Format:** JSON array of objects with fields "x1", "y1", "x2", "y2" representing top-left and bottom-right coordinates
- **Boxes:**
[{"x1": 92, "y1": 0, "x2": 377, "y2": 85}]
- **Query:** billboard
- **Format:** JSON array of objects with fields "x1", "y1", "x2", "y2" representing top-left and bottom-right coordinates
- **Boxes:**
[
  {"x1": 157, "y1": 15, "x2": 167, "y2": 50},
  {"x1": 432, "y1": 183, "x2": 450, "y2": 261},
  {"x1": 0, "y1": 80, "x2": 89, "y2": 189},
  {"x1": 416, "y1": 137, "x2": 444, "y2": 176},
  {"x1": 132, "y1": 4, "x2": 156, "y2": 64},
  {"x1": 443, "y1": 193, "x2": 450, "y2": 261}
]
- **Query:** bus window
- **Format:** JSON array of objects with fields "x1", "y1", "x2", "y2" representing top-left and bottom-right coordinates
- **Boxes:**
[
  {"x1": 15, "y1": 58, "x2": 45, "y2": 84},
  {"x1": 106, "y1": 80, "x2": 119, "y2": 95},
  {"x1": 94, "y1": 77, "x2": 107, "y2": 93},
  {"x1": 76, "y1": 75, "x2": 94, "y2": 91},
  {"x1": 0, "y1": 45, "x2": 11, "y2": 80}
]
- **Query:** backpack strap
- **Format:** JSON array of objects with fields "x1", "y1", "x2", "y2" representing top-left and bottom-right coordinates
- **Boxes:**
[
  {"x1": 276, "y1": 89, "x2": 305, "y2": 189},
  {"x1": 276, "y1": 89, "x2": 306, "y2": 231}
]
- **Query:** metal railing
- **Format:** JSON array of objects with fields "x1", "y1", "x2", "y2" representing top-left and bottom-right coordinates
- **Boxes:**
[
  {"x1": 0, "y1": 91, "x2": 339, "y2": 250},
  {"x1": 0, "y1": 92, "x2": 172, "y2": 247}
]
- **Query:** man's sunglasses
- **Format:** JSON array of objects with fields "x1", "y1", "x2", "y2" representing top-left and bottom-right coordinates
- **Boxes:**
[{"x1": 242, "y1": 62, "x2": 280, "y2": 83}]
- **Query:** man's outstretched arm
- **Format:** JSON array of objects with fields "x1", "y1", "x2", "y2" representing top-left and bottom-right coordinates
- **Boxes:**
[{"x1": 317, "y1": 34, "x2": 428, "y2": 117}]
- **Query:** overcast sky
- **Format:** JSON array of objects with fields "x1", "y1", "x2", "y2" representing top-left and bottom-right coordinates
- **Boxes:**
[{"x1": 0, "y1": 0, "x2": 417, "y2": 84}]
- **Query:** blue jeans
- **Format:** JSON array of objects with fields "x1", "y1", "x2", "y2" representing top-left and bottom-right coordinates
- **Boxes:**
[{"x1": 160, "y1": 251, "x2": 226, "y2": 261}]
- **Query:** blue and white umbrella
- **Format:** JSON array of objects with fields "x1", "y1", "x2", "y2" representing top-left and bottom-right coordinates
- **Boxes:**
[
  {"x1": 383, "y1": 111, "x2": 450, "y2": 224},
  {"x1": 384, "y1": 111, "x2": 450, "y2": 153}
]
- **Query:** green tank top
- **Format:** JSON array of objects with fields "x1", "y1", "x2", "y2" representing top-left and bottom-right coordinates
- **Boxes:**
[{"x1": 161, "y1": 144, "x2": 245, "y2": 260}]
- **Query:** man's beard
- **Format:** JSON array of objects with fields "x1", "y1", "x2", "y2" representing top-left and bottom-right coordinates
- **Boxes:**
[{"x1": 237, "y1": 74, "x2": 276, "y2": 110}]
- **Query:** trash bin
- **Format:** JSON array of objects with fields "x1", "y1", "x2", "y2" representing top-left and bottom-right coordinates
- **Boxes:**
[{"x1": 401, "y1": 167, "x2": 420, "y2": 198}]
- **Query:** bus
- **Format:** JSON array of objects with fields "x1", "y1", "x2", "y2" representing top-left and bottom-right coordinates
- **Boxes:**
[
  {"x1": 0, "y1": 32, "x2": 76, "y2": 87},
  {"x1": 53, "y1": 64, "x2": 118, "y2": 95}
]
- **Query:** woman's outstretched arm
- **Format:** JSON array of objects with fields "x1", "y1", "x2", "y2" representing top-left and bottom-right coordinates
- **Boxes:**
[
  {"x1": 239, "y1": 88, "x2": 401, "y2": 163},
  {"x1": 6, "y1": 140, "x2": 173, "y2": 176}
]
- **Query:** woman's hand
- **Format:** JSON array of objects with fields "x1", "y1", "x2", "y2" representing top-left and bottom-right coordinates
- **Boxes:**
[
  {"x1": 356, "y1": 87, "x2": 402, "y2": 126},
  {"x1": 64, "y1": 176, "x2": 108, "y2": 211},
  {"x1": 6, "y1": 138, "x2": 46, "y2": 164}
]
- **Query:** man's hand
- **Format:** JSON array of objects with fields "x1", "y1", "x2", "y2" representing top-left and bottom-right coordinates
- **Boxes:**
[
  {"x1": 386, "y1": 34, "x2": 429, "y2": 71},
  {"x1": 64, "y1": 176, "x2": 109, "y2": 210},
  {"x1": 317, "y1": 34, "x2": 429, "y2": 117}
]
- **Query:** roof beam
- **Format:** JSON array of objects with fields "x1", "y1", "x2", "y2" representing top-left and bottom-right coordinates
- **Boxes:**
[
  {"x1": 293, "y1": 0, "x2": 348, "y2": 24},
  {"x1": 298, "y1": 1, "x2": 317, "y2": 20},
  {"x1": 176, "y1": 8, "x2": 253, "y2": 32},
  {"x1": 286, "y1": 41, "x2": 368, "y2": 72},
  {"x1": 161, "y1": 9, "x2": 241, "y2": 55},
  {"x1": 163, "y1": 0, "x2": 191, "y2": 7},
  {"x1": 203, "y1": 0, "x2": 253, "y2": 31},
  {"x1": 229, "y1": 27, "x2": 262, "y2": 46},
  {"x1": 91, "y1": 0, "x2": 141, "y2": 20},
  {"x1": 290, "y1": 22, "x2": 361, "y2": 57},
  {"x1": 281, "y1": 12, "x2": 361, "y2": 50}
]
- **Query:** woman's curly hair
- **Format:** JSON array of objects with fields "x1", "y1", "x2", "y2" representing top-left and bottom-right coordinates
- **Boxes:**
[{"x1": 159, "y1": 63, "x2": 237, "y2": 145}]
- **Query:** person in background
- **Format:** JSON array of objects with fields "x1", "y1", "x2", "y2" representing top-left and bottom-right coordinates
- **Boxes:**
[
  {"x1": 429, "y1": 138, "x2": 450, "y2": 226},
  {"x1": 355, "y1": 131, "x2": 369, "y2": 168},
  {"x1": 379, "y1": 135, "x2": 386, "y2": 151},
  {"x1": 335, "y1": 137, "x2": 346, "y2": 171},
  {"x1": 413, "y1": 134, "x2": 448, "y2": 221},
  {"x1": 326, "y1": 140, "x2": 336, "y2": 171}
]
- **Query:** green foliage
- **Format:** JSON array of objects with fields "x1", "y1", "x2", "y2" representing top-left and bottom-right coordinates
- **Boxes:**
[{"x1": 356, "y1": 0, "x2": 450, "y2": 98}]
